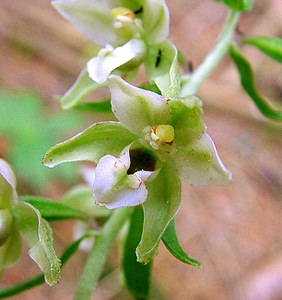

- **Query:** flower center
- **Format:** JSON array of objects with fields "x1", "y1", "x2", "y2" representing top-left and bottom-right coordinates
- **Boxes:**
[
  {"x1": 111, "y1": 7, "x2": 136, "y2": 24},
  {"x1": 154, "y1": 125, "x2": 175, "y2": 143},
  {"x1": 127, "y1": 148, "x2": 156, "y2": 175}
]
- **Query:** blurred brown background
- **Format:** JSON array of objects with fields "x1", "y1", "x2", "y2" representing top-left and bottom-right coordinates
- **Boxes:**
[{"x1": 0, "y1": 0, "x2": 281, "y2": 299}]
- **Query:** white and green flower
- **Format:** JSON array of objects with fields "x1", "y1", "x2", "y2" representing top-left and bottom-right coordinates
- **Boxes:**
[
  {"x1": 52, "y1": 0, "x2": 180, "y2": 108},
  {"x1": 0, "y1": 159, "x2": 61, "y2": 285},
  {"x1": 44, "y1": 75, "x2": 231, "y2": 263}
]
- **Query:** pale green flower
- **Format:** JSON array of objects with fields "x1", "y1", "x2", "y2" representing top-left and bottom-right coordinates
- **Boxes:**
[
  {"x1": 44, "y1": 75, "x2": 231, "y2": 263},
  {"x1": 0, "y1": 159, "x2": 61, "y2": 285},
  {"x1": 52, "y1": 0, "x2": 180, "y2": 108}
]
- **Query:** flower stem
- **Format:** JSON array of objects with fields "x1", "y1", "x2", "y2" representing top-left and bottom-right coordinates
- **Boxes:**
[
  {"x1": 181, "y1": 10, "x2": 240, "y2": 96},
  {"x1": 0, "y1": 233, "x2": 95, "y2": 299},
  {"x1": 75, "y1": 207, "x2": 133, "y2": 300}
]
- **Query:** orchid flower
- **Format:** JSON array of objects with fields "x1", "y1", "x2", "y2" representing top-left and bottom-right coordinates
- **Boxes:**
[
  {"x1": 44, "y1": 75, "x2": 231, "y2": 263},
  {"x1": 52, "y1": 0, "x2": 180, "y2": 108},
  {"x1": 0, "y1": 159, "x2": 61, "y2": 285}
]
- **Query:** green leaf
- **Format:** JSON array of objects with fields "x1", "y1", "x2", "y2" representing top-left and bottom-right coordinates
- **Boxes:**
[
  {"x1": 230, "y1": 44, "x2": 282, "y2": 121},
  {"x1": 123, "y1": 206, "x2": 152, "y2": 299},
  {"x1": 13, "y1": 202, "x2": 61, "y2": 286},
  {"x1": 215, "y1": 0, "x2": 254, "y2": 11},
  {"x1": 136, "y1": 160, "x2": 181, "y2": 264},
  {"x1": 74, "y1": 99, "x2": 112, "y2": 113},
  {"x1": 20, "y1": 196, "x2": 86, "y2": 221},
  {"x1": 43, "y1": 122, "x2": 137, "y2": 167},
  {"x1": 242, "y1": 36, "x2": 282, "y2": 63},
  {"x1": 59, "y1": 67, "x2": 100, "y2": 109},
  {"x1": 162, "y1": 219, "x2": 201, "y2": 268},
  {"x1": 145, "y1": 41, "x2": 181, "y2": 98}
]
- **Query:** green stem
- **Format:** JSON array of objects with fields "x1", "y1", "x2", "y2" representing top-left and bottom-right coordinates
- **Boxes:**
[
  {"x1": 75, "y1": 207, "x2": 133, "y2": 300},
  {"x1": 181, "y1": 10, "x2": 240, "y2": 96},
  {"x1": 0, "y1": 233, "x2": 95, "y2": 298}
]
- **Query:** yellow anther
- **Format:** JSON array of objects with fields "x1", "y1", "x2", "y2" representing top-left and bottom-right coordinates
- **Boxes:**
[
  {"x1": 111, "y1": 7, "x2": 136, "y2": 23},
  {"x1": 155, "y1": 125, "x2": 175, "y2": 143}
]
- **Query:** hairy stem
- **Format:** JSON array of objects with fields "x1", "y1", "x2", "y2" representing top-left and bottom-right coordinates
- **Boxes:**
[
  {"x1": 75, "y1": 207, "x2": 133, "y2": 300},
  {"x1": 181, "y1": 10, "x2": 240, "y2": 96}
]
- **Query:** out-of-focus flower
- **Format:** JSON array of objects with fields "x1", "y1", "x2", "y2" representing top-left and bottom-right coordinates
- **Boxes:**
[{"x1": 0, "y1": 159, "x2": 61, "y2": 285}]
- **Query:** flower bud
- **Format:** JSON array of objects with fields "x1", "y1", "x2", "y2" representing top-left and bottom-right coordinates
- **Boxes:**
[{"x1": 0, "y1": 209, "x2": 13, "y2": 246}]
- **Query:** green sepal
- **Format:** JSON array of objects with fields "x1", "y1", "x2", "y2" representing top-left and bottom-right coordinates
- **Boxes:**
[
  {"x1": 20, "y1": 196, "x2": 87, "y2": 221},
  {"x1": 162, "y1": 219, "x2": 201, "y2": 268},
  {"x1": 0, "y1": 229, "x2": 23, "y2": 277},
  {"x1": 13, "y1": 202, "x2": 61, "y2": 286},
  {"x1": 123, "y1": 206, "x2": 152, "y2": 299},
  {"x1": 59, "y1": 67, "x2": 101, "y2": 109},
  {"x1": 230, "y1": 44, "x2": 282, "y2": 121},
  {"x1": 215, "y1": 0, "x2": 254, "y2": 11},
  {"x1": 242, "y1": 36, "x2": 282, "y2": 63},
  {"x1": 145, "y1": 41, "x2": 181, "y2": 98},
  {"x1": 137, "y1": 160, "x2": 181, "y2": 264},
  {"x1": 62, "y1": 185, "x2": 111, "y2": 218},
  {"x1": 43, "y1": 122, "x2": 137, "y2": 167},
  {"x1": 168, "y1": 96, "x2": 204, "y2": 146}
]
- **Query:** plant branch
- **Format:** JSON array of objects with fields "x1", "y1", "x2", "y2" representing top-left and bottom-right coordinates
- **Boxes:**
[
  {"x1": 0, "y1": 233, "x2": 95, "y2": 298},
  {"x1": 75, "y1": 207, "x2": 133, "y2": 300},
  {"x1": 181, "y1": 10, "x2": 240, "y2": 96}
]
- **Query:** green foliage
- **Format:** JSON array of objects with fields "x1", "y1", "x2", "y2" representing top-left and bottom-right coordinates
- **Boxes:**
[
  {"x1": 123, "y1": 206, "x2": 152, "y2": 299},
  {"x1": 162, "y1": 219, "x2": 201, "y2": 268},
  {"x1": 242, "y1": 36, "x2": 282, "y2": 63},
  {"x1": 230, "y1": 44, "x2": 282, "y2": 121},
  {"x1": 0, "y1": 89, "x2": 89, "y2": 188},
  {"x1": 20, "y1": 195, "x2": 87, "y2": 221},
  {"x1": 215, "y1": 0, "x2": 254, "y2": 12}
]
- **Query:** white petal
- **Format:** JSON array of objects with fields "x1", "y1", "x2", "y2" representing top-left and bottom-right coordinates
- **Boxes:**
[
  {"x1": 93, "y1": 155, "x2": 148, "y2": 209},
  {"x1": 174, "y1": 134, "x2": 232, "y2": 185},
  {"x1": 87, "y1": 39, "x2": 145, "y2": 83},
  {"x1": 0, "y1": 159, "x2": 16, "y2": 191}
]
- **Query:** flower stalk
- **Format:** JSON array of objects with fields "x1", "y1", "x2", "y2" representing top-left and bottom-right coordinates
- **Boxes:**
[{"x1": 181, "y1": 10, "x2": 240, "y2": 96}]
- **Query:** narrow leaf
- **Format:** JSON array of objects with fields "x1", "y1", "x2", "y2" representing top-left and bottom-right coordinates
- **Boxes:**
[
  {"x1": 13, "y1": 202, "x2": 61, "y2": 286},
  {"x1": 230, "y1": 44, "x2": 282, "y2": 122},
  {"x1": 243, "y1": 36, "x2": 282, "y2": 63},
  {"x1": 137, "y1": 160, "x2": 181, "y2": 264},
  {"x1": 123, "y1": 206, "x2": 152, "y2": 299},
  {"x1": 162, "y1": 219, "x2": 201, "y2": 268},
  {"x1": 20, "y1": 196, "x2": 86, "y2": 221},
  {"x1": 73, "y1": 99, "x2": 112, "y2": 113},
  {"x1": 59, "y1": 68, "x2": 100, "y2": 109},
  {"x1": 215, "y1": 0, "x2": 254, "y2": 11}
]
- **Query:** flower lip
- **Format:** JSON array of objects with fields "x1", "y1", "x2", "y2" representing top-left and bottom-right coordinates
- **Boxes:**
[{"x1": 127, "y1": 148, "x2": 156, "y2": 175}]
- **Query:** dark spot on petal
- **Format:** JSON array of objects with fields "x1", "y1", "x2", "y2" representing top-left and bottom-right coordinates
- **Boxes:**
[{"x1": 127, "y1": 148, "x2": 156, "y2": 174}]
